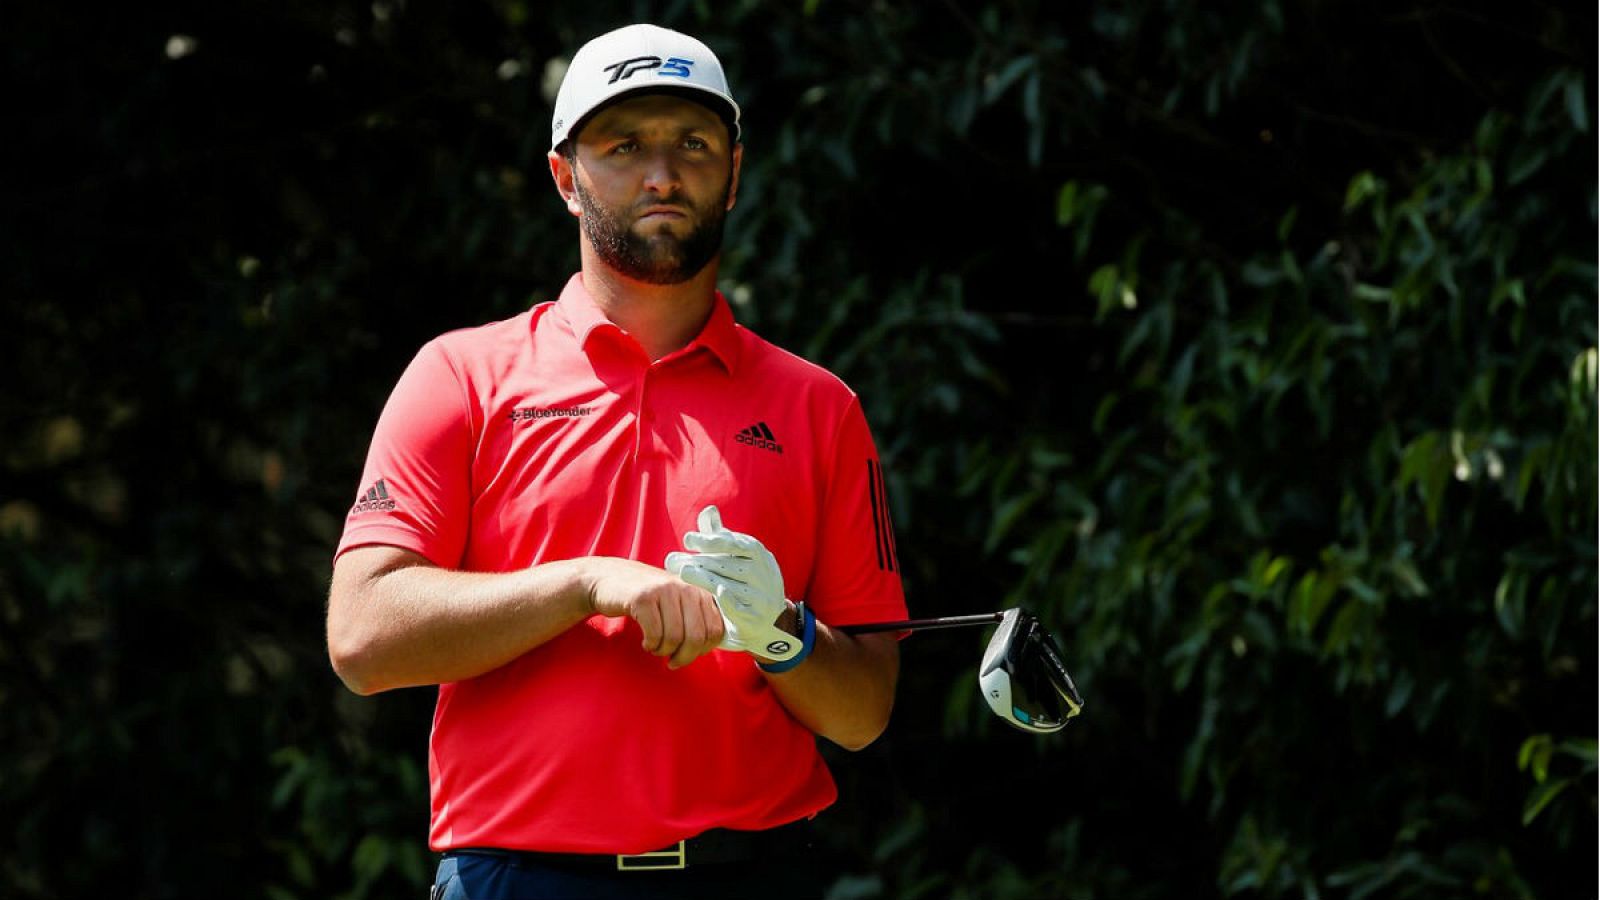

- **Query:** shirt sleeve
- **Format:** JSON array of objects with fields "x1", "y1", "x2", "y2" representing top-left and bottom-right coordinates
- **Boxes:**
[
  {"x1": 334, "y1": 339, "x2": 474, "y2": 568},
  {"x1": 803, "y1": 397, "x2": 909, "y2": 628}
]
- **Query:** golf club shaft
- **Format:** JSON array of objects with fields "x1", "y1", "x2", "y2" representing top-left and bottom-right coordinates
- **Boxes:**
[{"x1": 838, "y1": 613, "x2": 1004, "y2": 635}]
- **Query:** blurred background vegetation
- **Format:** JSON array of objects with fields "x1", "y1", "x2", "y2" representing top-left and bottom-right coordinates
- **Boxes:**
[{"x1": 2, "y1": 1, "x2": 1594, "y2": 897}]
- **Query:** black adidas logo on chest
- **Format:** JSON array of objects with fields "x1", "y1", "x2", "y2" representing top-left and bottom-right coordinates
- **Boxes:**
[{"x1": 735, "y1": 422, "x2": 783, "y2": 454}]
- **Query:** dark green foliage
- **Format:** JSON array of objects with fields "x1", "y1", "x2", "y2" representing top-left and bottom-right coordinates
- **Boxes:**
[{"x1": 3, "y1": 1, "x2": 1592, "y2": 897}]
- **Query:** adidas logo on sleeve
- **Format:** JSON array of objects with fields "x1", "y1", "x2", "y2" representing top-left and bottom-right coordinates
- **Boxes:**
[
  {"x1": 350, "y1": 479, "x2": 398, "y2": 514},
  {"x1": 735, "y1": 422, "x2": 783, "y2": 454}
]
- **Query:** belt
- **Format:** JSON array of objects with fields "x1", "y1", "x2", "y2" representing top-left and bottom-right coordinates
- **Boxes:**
[{"x1": 447, "y1": 819, "x2": 815, "y2": 872}]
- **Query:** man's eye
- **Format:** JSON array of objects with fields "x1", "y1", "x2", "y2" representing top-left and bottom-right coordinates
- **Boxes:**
[
  {"x1": 612, "y1": 141, "x2": 638, "y2": 154},
  {"x1": 684, "y1": 137, "x2": 708, "y2": 150}
]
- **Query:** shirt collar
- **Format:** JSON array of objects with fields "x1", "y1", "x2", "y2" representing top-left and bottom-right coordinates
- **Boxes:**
[{"x1": 554, "y1": 273, "x2": 741, "y2": 373}]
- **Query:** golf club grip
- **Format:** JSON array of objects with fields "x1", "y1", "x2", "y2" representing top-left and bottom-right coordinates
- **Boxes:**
[{"x1": 839, "y1": 613, "x2": 1004, "y2": 635}]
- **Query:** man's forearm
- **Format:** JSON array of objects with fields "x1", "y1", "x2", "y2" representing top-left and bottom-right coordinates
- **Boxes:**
[
  {"x1": 328, "y1": 549, "x2": 730, "y2": 694},
  {"x1": 761, "y1": 623, "x2": 899, "y2": 751},
  {"x1": 327, "y1": 550, "x2": 596, "y2": 695}
]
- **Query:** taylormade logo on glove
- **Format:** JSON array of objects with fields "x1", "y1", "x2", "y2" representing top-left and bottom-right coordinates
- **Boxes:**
[{"x1": 666, "y1": 506, "x2": 809, "y2": 665}]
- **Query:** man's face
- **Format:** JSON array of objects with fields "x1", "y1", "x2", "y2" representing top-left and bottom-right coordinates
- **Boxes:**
[{"x1": 564, "y1": 94, "x2": 740, "y2": 285}]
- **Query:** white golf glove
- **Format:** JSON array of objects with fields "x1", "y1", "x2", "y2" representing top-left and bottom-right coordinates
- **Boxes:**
[{"x1": 665, "y1": 506, "x2": 803, "y2": 662}]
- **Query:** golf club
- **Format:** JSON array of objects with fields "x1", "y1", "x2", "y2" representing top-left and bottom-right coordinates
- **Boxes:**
[{"x1": 840, "y1": 608, "x2": 1083, "y2": 734}]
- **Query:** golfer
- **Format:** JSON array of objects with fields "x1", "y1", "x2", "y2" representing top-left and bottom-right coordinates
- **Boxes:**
[{"x1": 326, "y1": 22, "x2": 907, "y2": 900}]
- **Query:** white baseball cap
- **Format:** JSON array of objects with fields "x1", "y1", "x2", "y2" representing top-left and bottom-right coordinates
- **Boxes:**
[{"x1": 551, "y1": 23, "x2": 741, "y2": 151}]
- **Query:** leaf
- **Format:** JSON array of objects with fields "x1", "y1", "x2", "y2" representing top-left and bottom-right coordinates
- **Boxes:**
[
  {"x1": 1398, "y1": 432, "x2": 1449, "y2": 527},
  {"x1": 1280, "y1": 248, "x2": 1303, "y2": 286},
  {"x1": 873, "y1": 806, "x2": 926, "y2": 863},
  {"x1": 1507, "y1": 141, "x2": 1549, "y2": 187},
  {"x1": 395, "y1": 840, "x2": 430, "y2": 887},
  {"x1": 1521, "y1": 777, "x2": 1571, "y2": 826},
  {"x1": 1091, "y1": 393, "x2": 1119, "y2": 435},
  {"x1": 1384, "y1": 670, "x2": 1414, "y2": 718},
  {"x1": 271, "y1": 750, "x2": 309, "y2": 810},
  {"x1": 1534, "y1": 576, "x2": 1568, "y2": 661},
  {"x1": 1262, "y1": 555, "x2": 1292, "y2": 588},
  {"x1": 1556, "y1": 737, "x2": 1598, "y2": 770},
  {"x1": 1327, "y1": 860, "x2": 1399, "y2": 896},
  {"x1": 1057, "y1": 181, "x2": 1082, "y2": 226},
  {"x1": 983, "y1": 55, "x2": 1035, "y2": 106},
  {"x1": 287, "y1": 847, "x2": 315, "y2": 887},
  {"x1": 1241, "y1": 258, "x2": 1282, "y2": 287},
  {"x1": 1518, "y1": 734, "x2": 1554, "y2": 782},
  {"x1": 947, "y1": 85, "x2": 979, "y2": 134},
  {"x1": 1563, "y1": 72, "x2": 1589, "y2": 133},
  {"x1": 1322, "y1": 599, "x2": 1365, "y2": 656},
  {"x1": 1494, "y1": 571, "x2": 1527, "y2": 640},
  {"x1": 1277, "y1": 206, "x2": 1299, "y2": 243},
  {"x1": 1165, "y1": 627, "x2": 1209, "y2": 691},
  {"x1": 1390, "y1": 555, "x2": 1429, "y2": 597},
  {"x1": 352, "y1": 834, "x2": 391, "y2": 883},
  {"x1": 1490, "y1": 278, "x2": 1526, "y2": 313},
  {"x1": 985, "y1": 490, "x2": 1041, "y2": 554},
  {"x1": 1343, "y1": 573, "x2": 1382, "y2": 606},
  {"x1": 1517, "y1": 734, "x2": 1552, "y2": 774},
  {"x1": 1170, "y1": 343, "x2": 1199, "y2": 404},
  {"x1": 1570, "y1": 347, "x2": 1598, "y2": 402},
  {"x1": 1514, "y1": 442, "x2": 1551, "y2": 510},
  {"x1": 1345, "y1": 171, "x2": 1381, "y2": 212},
  {"x1": 1089, "y1": 264, "x2": 1123, "y2": 320},
  {"x1": 1057, "y1": 180, "x2": 1106, "y2": 230},
  {"x1": 1290, "y1": 572, "x2": 1336, "y2": 639},
  {"x1": 1353, "y1": 282, "x2": 1392, "y2": 303}
]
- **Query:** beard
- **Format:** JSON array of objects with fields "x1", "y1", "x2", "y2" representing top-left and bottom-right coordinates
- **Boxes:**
[{"x1": 574, "y1": 174, "x2": 732, "y2": 285}]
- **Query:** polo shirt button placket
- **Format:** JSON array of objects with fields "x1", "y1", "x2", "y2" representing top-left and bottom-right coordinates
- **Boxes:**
[
  {"x1": 637, "y1": 357, "x2": 682, "y2": 458},
  {"x1": 635, "y1": 365, "x2": 656, "y2": 457}
]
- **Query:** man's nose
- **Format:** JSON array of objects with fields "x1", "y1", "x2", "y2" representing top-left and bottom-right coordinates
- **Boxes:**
[{"x1": 639, "y1": 149, "x2": 682, "y2": 194}]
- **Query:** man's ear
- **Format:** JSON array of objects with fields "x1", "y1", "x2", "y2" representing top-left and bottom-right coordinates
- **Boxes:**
[
  {"x1": 548, "y1": 149, "x2": 583, "y2": 217},
  {"x1": 726, "y1": 143, "x2": 743, "y2": 212}
]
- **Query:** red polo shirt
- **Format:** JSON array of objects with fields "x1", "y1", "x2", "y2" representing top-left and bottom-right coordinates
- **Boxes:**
[{"x1": 336, "y1": 273, "x2": 907, "y2": 854}]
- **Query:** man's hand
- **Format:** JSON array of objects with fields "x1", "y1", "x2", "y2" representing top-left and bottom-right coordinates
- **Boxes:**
[
  {"x1": 585, "y1": 558, "x2": 726, "y2": 669},
  {"x1": 665, "y1": 506, "x2": 801, "y2": 662}
]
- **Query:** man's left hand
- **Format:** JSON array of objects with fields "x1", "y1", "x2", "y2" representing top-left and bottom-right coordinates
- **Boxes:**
[{"x1": 665, "y1": 506, "x2": 801, "y2": 662}]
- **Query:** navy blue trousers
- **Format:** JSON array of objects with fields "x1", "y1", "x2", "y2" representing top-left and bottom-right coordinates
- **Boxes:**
[{"x1": 430, "y1": 850, "x2": 830, "y2": 900}]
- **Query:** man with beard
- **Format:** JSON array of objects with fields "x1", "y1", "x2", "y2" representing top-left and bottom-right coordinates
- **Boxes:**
[{"x1": 326, "y1": 23, "x2": 907, "y2": 900}]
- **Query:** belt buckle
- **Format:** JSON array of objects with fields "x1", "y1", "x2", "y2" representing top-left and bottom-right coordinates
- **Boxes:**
[{"x1": 616, "y1": 840, "x2": 686, "y2": 871}]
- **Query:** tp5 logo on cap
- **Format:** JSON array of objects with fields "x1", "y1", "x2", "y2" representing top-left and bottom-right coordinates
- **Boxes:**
[
  {"x1": 604, "y1": 56, "x2": 695, "y2": 83},
  {"x1": 551, "y1": 23, "x2": 741, "y2": 150}
]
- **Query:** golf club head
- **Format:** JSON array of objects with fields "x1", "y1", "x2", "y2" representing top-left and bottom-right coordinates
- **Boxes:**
[{"x1": 978, "y1": 608, "x2": 1084, "y2": 733}]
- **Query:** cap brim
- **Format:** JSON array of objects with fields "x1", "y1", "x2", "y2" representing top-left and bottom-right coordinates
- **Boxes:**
[{"x1": 560, "y1": 85, "x2": 741, "y2": 150}]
